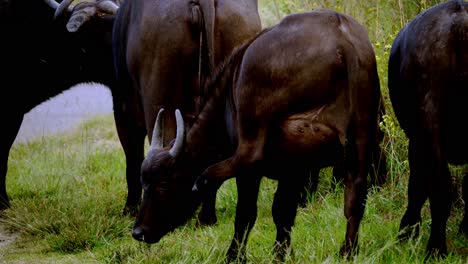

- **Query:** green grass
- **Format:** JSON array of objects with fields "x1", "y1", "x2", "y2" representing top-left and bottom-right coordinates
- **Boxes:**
[
  {"x1": 2, "y1": 114, "x2": 466, "y2": 263},
  {"x1": 1, "y1": 1, "x2": 467, "y2": 263}
]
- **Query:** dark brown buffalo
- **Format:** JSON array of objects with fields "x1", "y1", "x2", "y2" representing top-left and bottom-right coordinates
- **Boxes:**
[
  {"x1": 133, "y1": 9, "x2": 382, "y2": 262},
  {"x1": 388, "y1": 0, "x2": 467, "y2": 257},
  {"x1": 111, "y1": 0, "x2": 262, "y2": 216},
  {"x1": 0, "y1": 0, "x2": 118, "y2": 211}
]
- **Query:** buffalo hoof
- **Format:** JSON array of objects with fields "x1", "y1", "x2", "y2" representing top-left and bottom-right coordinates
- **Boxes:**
[
  {"x1": 273, "y1": 241, "x2": 293, "y2": 263},
  {"x1": 424, "y1": 244, "x2": 447, "y2": 261},
  {"x1": 339, "y1": 242, "x2": 358, "y2": 260}
]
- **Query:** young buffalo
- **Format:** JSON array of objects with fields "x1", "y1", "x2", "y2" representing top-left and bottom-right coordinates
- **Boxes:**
[{"x1": 133, "y1": 9, "x2": 382, "y2": 262}]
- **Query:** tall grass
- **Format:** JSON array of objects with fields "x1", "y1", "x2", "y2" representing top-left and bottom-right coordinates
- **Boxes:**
[{"x1": 1, "y1": 1, "x2": 466, "y2": 263}]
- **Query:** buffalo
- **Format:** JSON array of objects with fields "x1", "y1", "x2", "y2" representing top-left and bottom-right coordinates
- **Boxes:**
[
  {"x1": 388, "y1": 0, "x2": 467, "y2": 257},
  {"x1": 0, "y1": 0, "x2": 119, "y2": 211},
  {"x1": 133, "y1": 9, "x2": 383, "y2": 262},
  {"x1": 111, "y1": 0, "x2": 262, "y2": 217}
]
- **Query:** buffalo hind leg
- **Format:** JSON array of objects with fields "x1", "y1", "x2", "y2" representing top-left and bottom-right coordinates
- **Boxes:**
[
  {"x1": 398, "y1": 139, "x2": 430, "y2": 240},
  {"x1": 226, "y1": 175, "x2": 262, "y2": 263},
  {"x1": 370, "y1": 131, "x2": 387, "y2": 187},
  {"x1": 0, "y1": 113, "x2": 24, "y2": 210},
  {"x1": 427, "y1": 163, "x2": 451, "y2": 257},
  {"x1": 340, "y1": 138, "x2": 370, "y2": 258},
  {"x1": 424, "y1": 122, "x2": 451, "y2": 257},
  {"x1": 272, "y1": 172, "x2": 306, "y2": 261},
  {"x1": 370, "y1": 105, "x2": 388, "y2": 187}
]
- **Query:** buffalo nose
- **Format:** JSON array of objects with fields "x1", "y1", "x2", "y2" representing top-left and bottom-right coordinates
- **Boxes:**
[{"x1": 132, "y1": 226, "x2": 145, "y2": 241}]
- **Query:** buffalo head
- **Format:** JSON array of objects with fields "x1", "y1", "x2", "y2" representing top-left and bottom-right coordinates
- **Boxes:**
[{"x1": 132, "y1": 109, "x2": 202, "y2": 243}]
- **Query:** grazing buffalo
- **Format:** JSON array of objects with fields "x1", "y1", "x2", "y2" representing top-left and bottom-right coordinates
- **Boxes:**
[
  {"x1": 112, "y1": 0, "x2": 262, "y2": 217},
  {"x1": 388, "y1": 0, "x2": 468, "y2": 257},
  {"x1": 0, "y1": 0, "x2": 119, "y2": 211},
  {"x1": 132, "y1": 9, "x2": 382, "y2": 262}
]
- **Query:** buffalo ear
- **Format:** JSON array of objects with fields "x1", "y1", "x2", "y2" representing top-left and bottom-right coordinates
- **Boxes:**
[
  {"x1": 169, "y1": 109, "x2": 186, "y2": 157},
  {"x1": 150, "y1": 108, "x2": 165, "y2": 151}
]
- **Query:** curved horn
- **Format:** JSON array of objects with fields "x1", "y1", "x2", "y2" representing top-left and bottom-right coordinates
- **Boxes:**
[
  {"x1": 44, "y1": 0, "x2": 60, "y2": 9},
  {"x1": 54, "y1": 0, "x2": 74, "y2": 19},
  {"x1": 97, "y1": 1, "x2": 119, "y2": 14},
  {"x1": 169, "y1": 109, "x2": 186, "y2": 157},
  {"x1": 150, "y1": 108, "x2": 165, "y2": 151}
]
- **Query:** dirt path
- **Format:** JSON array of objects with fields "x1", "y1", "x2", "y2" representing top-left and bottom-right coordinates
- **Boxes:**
[
  {"x1": 15, "y1": 83, "x2": 113, "y2": 144},
  {"x1": 0, "y1": 224, "x2": 18, "y2": 258}
]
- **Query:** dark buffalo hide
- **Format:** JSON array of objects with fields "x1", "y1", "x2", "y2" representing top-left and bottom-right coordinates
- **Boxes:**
[{"x1": 111, "y1": 0, "x2": 262, "y2": 217}]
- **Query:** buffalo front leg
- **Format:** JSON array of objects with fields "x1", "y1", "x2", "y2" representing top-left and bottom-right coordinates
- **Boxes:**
[
  {"x1": 0, "y1": 113, "x2": 24, "y2": 210},
  {"x1": 272, "y1": 174, "x2": 305, "y2": 261},
  {"x1": 194, "y1": 129, "x2": 267, "y2": 191},
  {"x1": 113, "y1": 96, "x2": 146, "y2": 216},
  {"x1": 196, "y1": 180, "x2": 222, "y2": 226},
  {"x1": 226, "y1": 175, "x2": 262, "y2": 263},
  {"x1": 298, "y1": 168, "x2": 319, "y2": 208}
]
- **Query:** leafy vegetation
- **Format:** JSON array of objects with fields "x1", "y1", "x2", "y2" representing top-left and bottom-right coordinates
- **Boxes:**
[{"x1": 1, "y1": 1, "x2": 466, "y2": 263}]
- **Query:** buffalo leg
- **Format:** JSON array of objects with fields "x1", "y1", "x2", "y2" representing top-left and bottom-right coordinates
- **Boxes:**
[
  {"x1": 370, "y1": 104, "x2": 388, "y2": 187},
  {"x1": 113, "y1": 96, "x2": 146, "y2": 216},
  {"x1": 226, "y1": 175, "x2": 262, "y2": 263},
  {"x1": 400, "y1": 127, "x2": 450, "y2": 257},
  {"x1": 196, "y1": 181, "x2": 220, "y2": 226},
  {"x1": 370, "y1": 128, "x2": 387, "y2": 187},
  {"x1": 0, "y1": 113, "x2": 23, "y2": 210},
  {"x1": 272, "y1": 173, "x2": 305, "y2": 261},
  {"x1": 298, "y1": 168, "x2": 319, "y2": 208},
  {"x1": 398, "y1": 139, "x2": 430, "y2": 239},
  {"x1": 427, "y1": 167, "x2": 451, "y2": 257},
  {"x1": 460, "y1": 173, "x2": 468, "y2": 234},
  {"x1": 195, "y1": 127, "x2": 267, "y2": 190},
  {"x1": 340, "y1": 136, "x2": 370, "y2": 258}
]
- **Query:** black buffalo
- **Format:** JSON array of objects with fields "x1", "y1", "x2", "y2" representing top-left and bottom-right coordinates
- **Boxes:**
[
  {"x1": 388, "y1": 0, "x2": 467, "y2": 257},
  {"x1": 133, "y1": 9, "x2": 383, "y2": 262},
  {"x1": 0, "y1": 0, "x2": 119, "y2": 210},
  {"x1": 111, "y1": 0, "x2": 262, "y2": 217}
]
